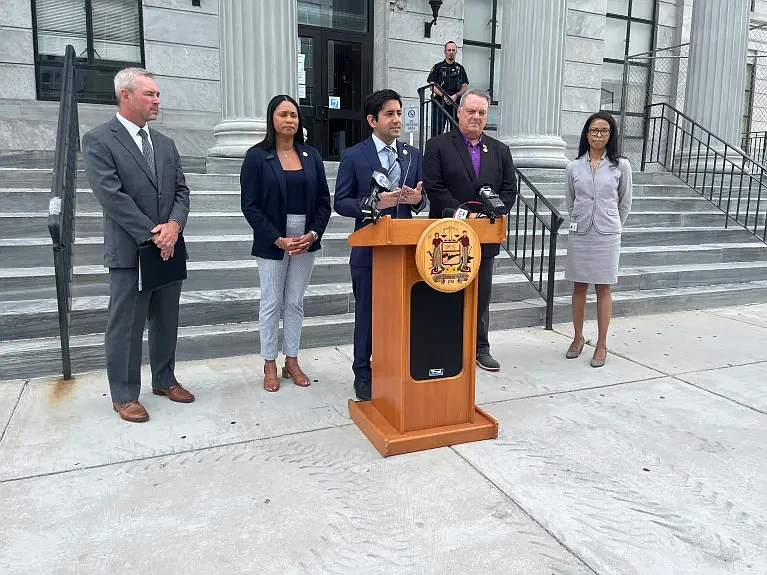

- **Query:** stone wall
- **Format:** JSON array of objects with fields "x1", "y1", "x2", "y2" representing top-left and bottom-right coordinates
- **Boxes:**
[
  {"x1": 0, "y1": 0, "x2": 219, "y2": 157},
  {"x1": 386, "y1": 0, "x2": 465, "y2": 143},
  {"x1": 562, "y1": 0, "x2": 606, "y2": 156}
]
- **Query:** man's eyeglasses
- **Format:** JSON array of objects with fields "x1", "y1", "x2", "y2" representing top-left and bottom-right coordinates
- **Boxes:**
[{"x1": 588, "y1": 128, "x2": 611, "y2": 137}]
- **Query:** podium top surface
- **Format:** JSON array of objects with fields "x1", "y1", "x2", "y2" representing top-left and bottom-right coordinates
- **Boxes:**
[{"x1": 348, "y1": 216, "x2": 507, "y2": 247}]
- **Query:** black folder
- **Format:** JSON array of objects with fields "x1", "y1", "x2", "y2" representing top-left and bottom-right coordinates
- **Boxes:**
[{"x1": 137, "y1": 235, "x2": 187, "y2": 293}]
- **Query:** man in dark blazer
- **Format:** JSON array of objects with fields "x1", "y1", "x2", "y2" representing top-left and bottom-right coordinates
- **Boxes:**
[
  {"x1": 423, "y1": 88, "x2": 517, "y2": 372},
  {"x1": 83, "y1": 67, "x2": 192, "y2": 423},
  {"x1": 334, "y1": 89, "x2": 427, "y2": 401}
]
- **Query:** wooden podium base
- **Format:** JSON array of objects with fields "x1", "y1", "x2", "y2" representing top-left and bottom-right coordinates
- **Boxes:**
[{"x1": 348, "y1": 399, "x2": 498, "y2": 457}]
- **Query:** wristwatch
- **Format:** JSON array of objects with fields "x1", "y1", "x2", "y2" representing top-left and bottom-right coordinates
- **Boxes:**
[{"x1": 309, "y1": 230, "x2": 319, "y2": 242}]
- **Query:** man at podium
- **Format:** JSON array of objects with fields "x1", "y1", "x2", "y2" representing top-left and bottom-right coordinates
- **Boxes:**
[
  {"x1": 423, "y1": 89, "x2": 517, "y2": 372},
  {"x1": 334, "y1": 89, "x2": 427, "y2": 401}
]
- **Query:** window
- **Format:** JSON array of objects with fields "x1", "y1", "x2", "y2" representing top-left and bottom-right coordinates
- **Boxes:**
[
  {"x1": 32, "y1": 0, "x2": 143, "y2": 104},
  {"x1": 463, "y1": 0, "x2": 500, "y2": 127},
  {"x1": 297, "y1": 0, "x2": 368, "y2": 33},
  {"x1": 601, "y1": 0, "x2": 656, "y2": 114}
]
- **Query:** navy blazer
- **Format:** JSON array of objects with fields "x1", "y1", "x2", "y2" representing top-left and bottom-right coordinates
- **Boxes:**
[
  {"x1": 240, "y1": 143, "x2": 331, "y2": 260},
  {"x1": 333, "y1": 136, "x2": 426, "y2": 267}
]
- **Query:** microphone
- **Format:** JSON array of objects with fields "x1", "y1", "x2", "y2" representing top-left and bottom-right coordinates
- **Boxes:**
[
  {"x1": 475, "y1": 182, "x2": 507, "y2": 222},
  {"x1": 361, "y1": 170, "x2": 391, "y2": 222},
  {"x1": 393, "y1": 149, "x2": 414, "y2": 218}
]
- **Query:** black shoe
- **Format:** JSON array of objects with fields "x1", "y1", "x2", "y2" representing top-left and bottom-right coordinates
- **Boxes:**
[
  {"x1": 476, "y1": 352, "x2": 500, "y2": 372},
  {"x1": 354, "y1": 379, "x2": 372, "y2": 401}
]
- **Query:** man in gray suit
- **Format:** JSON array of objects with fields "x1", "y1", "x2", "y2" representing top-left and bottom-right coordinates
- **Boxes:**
[{"x1": 83, "y1": 67, "x2": 193, "y2": 423}]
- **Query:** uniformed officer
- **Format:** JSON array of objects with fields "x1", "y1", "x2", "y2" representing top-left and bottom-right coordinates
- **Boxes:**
[{"x1": 427, "y1": 41, "x2": 469, "y2": 137}]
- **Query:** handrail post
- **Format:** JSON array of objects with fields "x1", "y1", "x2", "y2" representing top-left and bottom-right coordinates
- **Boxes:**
[
  {"x1": 641, "y1": 103, "x2": 650, "y2": 171},
  {"x1": 545, "y1": 214, "x2": 558, "y2": 330},
  {"x1": 48, "y1": 44, "x2": 78, "y2": 381}
]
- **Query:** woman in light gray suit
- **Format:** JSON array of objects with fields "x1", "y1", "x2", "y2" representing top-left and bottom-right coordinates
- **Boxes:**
[{"x1": 564, "y1": 112, "x2": 632, "y2": 368}]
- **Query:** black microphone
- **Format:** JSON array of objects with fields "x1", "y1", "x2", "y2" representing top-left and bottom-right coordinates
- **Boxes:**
[
  {"x1": 476, "y1": 182, "x2": 507, "y2": 220},
  {"x1": 442, "y1": 207, "x2": 455, "y2": 218},
  {"x1": 361, "y1": 170, "x2": 391, "y2": 222}
]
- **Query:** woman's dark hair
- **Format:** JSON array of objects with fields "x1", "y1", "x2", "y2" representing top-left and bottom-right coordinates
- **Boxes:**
[
  {"x1": 257, "y1": 94, "x2": 305, "y2": 150},
  {"x1": 364, "y1": 89, "x2": 402, "y2": 121},
  {"x1": 578, "y1": 111, "x2": 621, "y2": 167}
]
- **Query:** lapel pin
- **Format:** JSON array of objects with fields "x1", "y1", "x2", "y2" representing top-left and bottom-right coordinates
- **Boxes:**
[
  {"x1": 482, "y1": 145, "x2": 488, "y2": 153},
  {"x1": 403, "y1": 149, "x2": 408, "y2": 155},
  {"x1": 302, "y1": 151, "x2": 308, "y2": 157}
]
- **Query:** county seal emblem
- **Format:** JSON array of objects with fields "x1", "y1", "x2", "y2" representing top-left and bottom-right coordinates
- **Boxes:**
[{"x1": 415, "y1": 219, "x2": 480, "y2": 292}]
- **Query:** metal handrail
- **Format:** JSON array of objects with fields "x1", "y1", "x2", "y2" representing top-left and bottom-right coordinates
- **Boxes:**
[
  {"x1": 48, "y1": 45, "x2": 80, "y2": 380},
  {"x1": 643, "y1": 102, "x2": 767, "y2": 242},
  {"x1": 416, "y1": 84, "x2": 564, "y2": 329}
]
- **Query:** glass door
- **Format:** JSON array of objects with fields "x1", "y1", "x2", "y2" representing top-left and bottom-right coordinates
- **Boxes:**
[{"x1": 299, "y1": 1, "x2": 372, "y2": 160}]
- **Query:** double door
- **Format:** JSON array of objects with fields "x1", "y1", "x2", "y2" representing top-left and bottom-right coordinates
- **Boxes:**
[{"x1": 298, "y1": 28, "x2": 371, "y2": 160}]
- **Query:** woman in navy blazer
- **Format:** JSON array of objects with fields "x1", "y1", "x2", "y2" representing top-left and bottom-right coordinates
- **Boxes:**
[{"x1": 240, "y1": 95, "x2": 331, "y2": 392}]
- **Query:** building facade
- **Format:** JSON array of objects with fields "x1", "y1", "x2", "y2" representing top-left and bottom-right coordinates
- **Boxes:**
[{"x1": 0, "y1": 0, "x2": 764, "y2": 166}]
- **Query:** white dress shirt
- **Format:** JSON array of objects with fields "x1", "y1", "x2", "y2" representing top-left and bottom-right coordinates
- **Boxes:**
[
  {"x1": 116, "y1": 112, "x2": 153, "y2": 152},
  {"x1": 371, "y1": 133, "x2": 397, "y2": 171}
]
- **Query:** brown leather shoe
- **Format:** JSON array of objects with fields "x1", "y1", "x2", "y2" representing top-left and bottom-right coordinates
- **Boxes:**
[
  {"x1": 152, "y1": 384, "x2": 195, "y2": 403},
  {"x1": 113, "y1": 401, "x2": 150, "y2": 423}
]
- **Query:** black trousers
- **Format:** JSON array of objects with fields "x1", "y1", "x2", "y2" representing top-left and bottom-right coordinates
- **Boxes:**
[
  {"x1": 350, "y1": 264, "x2": 373, "y2": 383},
  {"x1": 476, "y1": 256, "x2": 494, "y2": 355},
  {"x1": 431, "y1": 100, "x2": 458, "y2": 137}
]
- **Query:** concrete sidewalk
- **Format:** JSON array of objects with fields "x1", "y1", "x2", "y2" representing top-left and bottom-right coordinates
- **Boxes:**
[{"x1": 1, "y1": 304, "x2": 766, "y2": 574}]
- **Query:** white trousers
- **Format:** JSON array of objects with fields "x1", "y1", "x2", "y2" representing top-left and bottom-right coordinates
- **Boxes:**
[{"x1": 256, "y1": 214, "x2": 316, "y2": 360}]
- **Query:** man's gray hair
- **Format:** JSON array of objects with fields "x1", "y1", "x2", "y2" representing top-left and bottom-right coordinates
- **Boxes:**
[
  {"x1": 114, "y1": 67, "x2": 154, "y2": 101},
  {"x1": 460, "y1": 88, "x2": 491, "y2": 107}
]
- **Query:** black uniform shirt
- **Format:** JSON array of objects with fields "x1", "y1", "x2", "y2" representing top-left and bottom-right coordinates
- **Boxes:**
[{"x1": 427, "y1": 60, "x2": 469, "y2": 96}]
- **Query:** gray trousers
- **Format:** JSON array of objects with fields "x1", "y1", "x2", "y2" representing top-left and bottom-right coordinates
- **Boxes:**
[
  {"x1": 105, "y1": 268, "x2": 182, "y2": 402},
  {"x1": 257, "y1": 214, "x2": 316, "y2": 360}
]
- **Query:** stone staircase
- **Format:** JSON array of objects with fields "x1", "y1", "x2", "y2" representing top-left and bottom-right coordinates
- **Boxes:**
[{"x1": 2, "y1": 162, "x2": 767, "y2": 380}]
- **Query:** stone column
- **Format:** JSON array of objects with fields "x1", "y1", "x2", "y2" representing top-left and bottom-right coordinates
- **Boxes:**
[
  {"x1": 496, "y1": 0, "x2": 568, "y2": 168},
  {"x1": 207, "y1": 0, "x2": 298, "y2": 165},
  {"x1": 684, "y1": 0, "x2": 749, "y2": 148}
]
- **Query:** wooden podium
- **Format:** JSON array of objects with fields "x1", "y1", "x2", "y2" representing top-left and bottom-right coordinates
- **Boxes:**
[{"x1": 347, "y1": 215, "x2": 506, "y2": 456}]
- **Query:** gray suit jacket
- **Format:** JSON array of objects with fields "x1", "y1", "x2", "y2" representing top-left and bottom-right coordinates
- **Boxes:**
[
  {"x1": 83, "y1": 117, "x2": 190, "y2": 268},
  {"x1": 565, "y1": 154, "x2": 632, "y2": 235}
]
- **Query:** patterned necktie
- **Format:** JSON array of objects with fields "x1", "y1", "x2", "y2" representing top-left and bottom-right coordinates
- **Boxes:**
[
  {"x1": 385, "y1": 145, "x2": 401, "y2": 190},
  {"x1": 137, "y1": 128, "x2": 156, "y2": 180}
]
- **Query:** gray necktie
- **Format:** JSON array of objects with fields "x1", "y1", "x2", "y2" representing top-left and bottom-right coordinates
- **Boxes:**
[
  {"x1": 385, "y1": 145, "x2": 401, "y2": 190},
  {"x1": 137, "y1": 128, "x2": 156, "y2": 180}
]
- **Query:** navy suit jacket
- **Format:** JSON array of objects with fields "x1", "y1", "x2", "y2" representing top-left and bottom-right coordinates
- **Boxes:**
[
  {"x1": 334, "y1": 136, "x2": 426, "y2": 267},
  {"x1": 240, "y1": 143, "x2": 331, "y2": 260}
]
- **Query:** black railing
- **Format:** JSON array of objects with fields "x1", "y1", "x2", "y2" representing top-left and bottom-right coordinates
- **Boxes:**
[
  {"x1": 643, "y1": 102, "x2": 767, "y2": 243},
  {"x1": 48, "y1": 45, "x2": 80, "y2": 380},
  {"x1": 416, "y1": 84, "x2": 458, "y2": 144},
  {"x1": 416, "y1": 85, "x2": 564, "y2": 329},
  {"x1": 507, "y1": 174, "x2": 564, "y2": 330},
  {"x1": 742, "y1": 131, "x2": 767, "y2": 166}
]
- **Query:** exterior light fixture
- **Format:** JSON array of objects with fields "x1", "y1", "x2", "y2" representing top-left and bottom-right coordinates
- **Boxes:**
[{"x1": 424, "y1": 0, "x2": 443, "y2": 38}]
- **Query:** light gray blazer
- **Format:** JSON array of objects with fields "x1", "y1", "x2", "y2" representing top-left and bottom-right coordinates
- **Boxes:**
[
  {"x1": 83, "y1": 117, "x2": 190, "y2": 268},
  {"x1": 565, "y1": 154, "x2": 632, "y2": 235}
]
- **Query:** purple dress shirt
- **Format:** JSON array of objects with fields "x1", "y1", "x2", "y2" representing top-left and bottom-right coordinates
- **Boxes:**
[{"x1": 462, "y1": 133, "x2": 481, "y2": 178}]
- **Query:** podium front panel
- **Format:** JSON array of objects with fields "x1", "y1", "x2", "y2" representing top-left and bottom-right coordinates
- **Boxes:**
[{"x1": 410, "y1": 281, "x2": 463, "y2": 381}]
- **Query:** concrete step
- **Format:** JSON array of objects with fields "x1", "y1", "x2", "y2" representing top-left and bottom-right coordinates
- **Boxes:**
[
  {"x1": 0, "y1": 211, "x2": 429, "y2": 239},
  {"x1": 0, "y1": 168, "x2": 339, "y2": 190},
  {"x1": 0, "y1": 187, "x2": 734, "y2": 215},
  {"x1": 7, "y1": 209, "x2": 764, "y2": 239},
  {"x1": 4, "y1": 242, "x2": 766, "y2": 302},
  {"x1": 1, "y1": 227, "x2": 758, "y2": 269},
  {"x1": 5, "y1": 259, "x2": 767, "y2": 342},
  {"x1": 5, "y1": 279, "x2": 767, "y2": 380},
  {"x1": 519, "y1": 168, "x2": 681, "y2": 185},
  {"x1": 528, "y1": 183, "x2": 702, "y2": 198}
]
